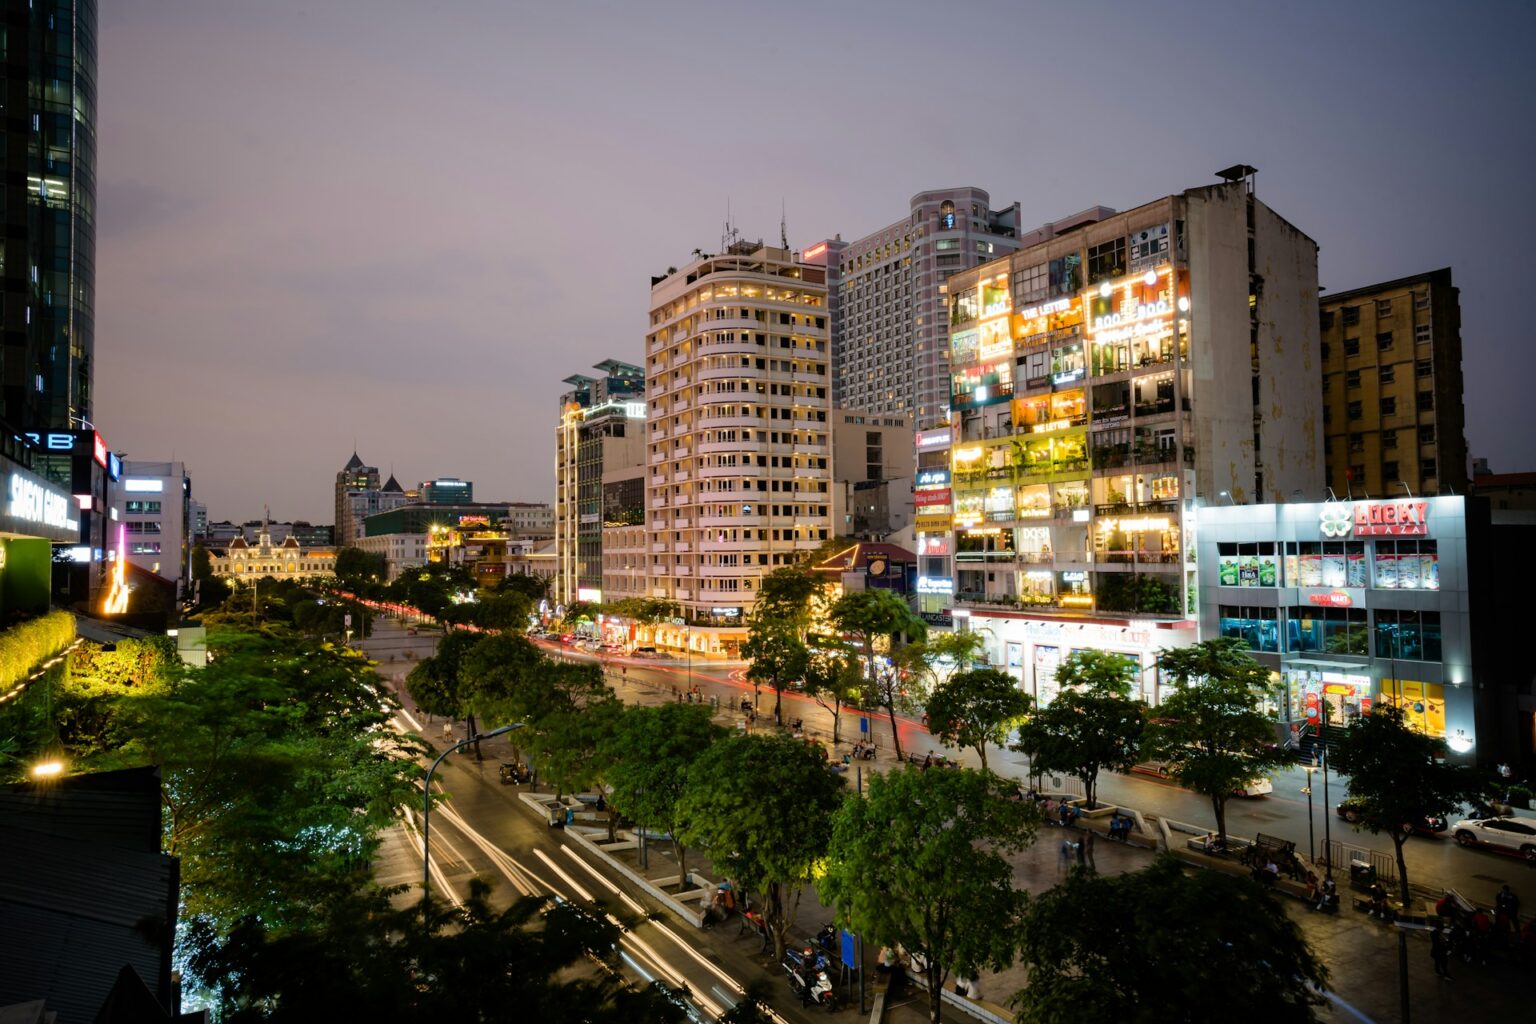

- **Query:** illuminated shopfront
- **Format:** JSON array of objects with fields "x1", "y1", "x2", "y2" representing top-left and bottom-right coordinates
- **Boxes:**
[{"x1": 1196, "y1": 497, "x2": 1479, "y2": 759}]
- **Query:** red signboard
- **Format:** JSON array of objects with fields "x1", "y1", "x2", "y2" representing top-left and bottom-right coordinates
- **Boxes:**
[
  {"x1": 914, "y1": 488, "x2": 952, "y2": 507},
  {"x1": 92, "y1": 433, "x2": 108, "y2": 468},
  {"x1": 1353, "y1": 500, "x2": 1430, "y2": 537},
  {"x1": 1307, "y1": 591, "x2": 1353, "y2": 608},
  {"x1": 1304, "y1": 692, "x2": 1320, "y2": 726}
]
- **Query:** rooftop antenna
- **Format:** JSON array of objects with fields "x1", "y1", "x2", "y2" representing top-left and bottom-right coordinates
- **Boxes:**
[{"x1": 780, "y1": 198, "x2": 788, "y2": 251}]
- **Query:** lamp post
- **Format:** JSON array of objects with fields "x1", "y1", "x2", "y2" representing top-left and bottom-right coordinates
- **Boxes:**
[
  {"x1": 1319, "y1": 705, "x2": 1333, "y2": 879},
  {"x1": 1301, "y1": 764, "x2": 1318, "y2": 865},
  {"x1": 422, "y1": 723, "x2": 524, "y2": 896}
]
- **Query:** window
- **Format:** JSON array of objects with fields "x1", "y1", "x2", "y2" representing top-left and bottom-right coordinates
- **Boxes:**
[
  {"x1": 1380, "y1": 396, "x2": 1396, "y2": 415},
  {"x1": 1320, "y1": 311, "x2": 1335, "y2": 330},
  {"x1": 1417, "y1": 391, "x2": 1434, "y2": 412},
  {"x1": 939, "y1": 200, "x2": 956, "y2": 230},
  {"x1": 1374, "y1": 609, "x2": 1442, "y2": 661},
  {"x1": 1418, "y1": 425, "x2": 1436, "y2": 445},
  {"x1": 1373, "y1": 540, "x2": 1438, "y2": 590},
  {"x1": 1376, "y1": 331, "x2": 1394, "y2": 351},
  {"x1": 1087, "y1": 237, "x2": 1126, "y2": 282},
  {"x1": 1342, "y1": 305, "x2": 1361, "y2": 326},
  {"x1": 1349, "y1": 463, "x2": 1365, "y2": 483},
  {"x1": 1320, "y1": 342, "x2": 1330, "y2": 361},
  {"x1": 1344, "y1": 337, "x2": 1360, "y2": 357},
  {"x1": 1285, "y1": 541, "x2": 1367, "y2": 588},
  {"x1": 1414, "y1": 291, "x2": 1430, "y2": 311},
  {"x1": 1346, "y1": 370, "x2": 1361, "y2": 390},
  {"x1": 125, "y1": 500, "x2": 162, "y2": 515},
  {"x1": 1414, "y1": 323, "x2": 1431, "y2": 345},
  {"x1": 1383, "y1": 430, "x2": 1398, "y2": 450},
  {"x1": 130, "y1": 542, "x2": 162, "y2": 555},
  {"x1": 1380, "y1": 365, "x2": 1395, "y2": 385},
  {"x1": 1348, "y1": 432, "x2": 1364, "y2": 452},
  {"x1": 1420, "y1": 458, "x2": 1437, "y2": 479},
  {"x1": 1376, "y1": 299, "x2": 1393, "y2": 317},
  {"x1": 1286, "y1": 606, "x2": 1368, "y2": 654},
  {"x1": 1347, "y1": 401, "x2": 1362, "y2": 419},
  {"x1": 1416, "y1": 359, "x2": 1432, "y2": 378},
  {"x1": 1382, "y1": 460, "x2": 1398, "y2": 481},
  {"x1": 1219, "y1": 606, "x2": 1279, "y2": 652}
]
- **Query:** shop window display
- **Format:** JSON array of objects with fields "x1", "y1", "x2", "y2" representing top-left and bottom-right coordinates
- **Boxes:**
[
  {"x1": 1373, "y1": 609, "x2": 1442, "y2": 662},
  {"x1": 1285, "y1": 541, "x2": 1366, "y2": 588},
  {"x1": 1219, "y1": 605, "x2": 1280, "y2": 652},
  {"x1": 1378, "y1": 680, "x2": 1446, "y2": 737},
  {"x1": 1217, "y1": 542, "x2": 1278, "y2": 587},
  {"x1": 1286, "y1": 607, "x2": 1368, "y2": 654},
  {"x1": 1372, "y1": 539, "x2": 1438, "y2": 590}
]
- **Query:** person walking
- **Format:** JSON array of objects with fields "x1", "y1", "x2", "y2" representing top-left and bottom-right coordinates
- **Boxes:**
[
  {"x1": 1431, "y1": 924, "x2": 1452, "y2": 979},
  {"x1": 1059, "y1": 839, "x2": 1074, "y2": 873},
  {"x1": 1084, "y1": 830, "x2": 1096, "y2": 871},
  {"x1": 1075, "y1": 836, "x2": 1087, "y2": 867}
]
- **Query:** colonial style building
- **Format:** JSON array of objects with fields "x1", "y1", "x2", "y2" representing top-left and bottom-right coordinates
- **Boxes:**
[{"x1": 211, "y1": 522, "x2": 337, "y2": 580}]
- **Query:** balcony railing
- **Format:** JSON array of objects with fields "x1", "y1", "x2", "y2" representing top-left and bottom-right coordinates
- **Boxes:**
[{"x1": 1092, "y1": 498, "x2": 1180, "y2": 516}]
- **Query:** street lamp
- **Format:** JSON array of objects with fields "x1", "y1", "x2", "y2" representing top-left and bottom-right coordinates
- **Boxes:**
[
  {"x1": 31, "y1": 759, "x2": 64, "y2": 779},
  {"x1": 1319, "y1": 706, "x2": 1333, "y2": 879},
  {"x1": 422, "y1": 723, "x2": 524, "y2": 896},
  {"x1": 1301, "y1": 764, "x2": 1318, "y2": 865}
]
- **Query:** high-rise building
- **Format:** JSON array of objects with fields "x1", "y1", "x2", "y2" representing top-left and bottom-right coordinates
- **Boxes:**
[
  {"x1": 645, "y1": 243, "x2": 832, "y2": 656},
  {"x1": 805, "y1": 189, "x2": 1027, "y2": 428},
  {"x1": 1, "y1": 0, "x2": 97, "y2": 430},
  {"x1": 114, "y1": 459, "x2": 191, "y2": 598},
  {"x1": 830, "y1": 409, "x2": 914, "y2": 538},
  {"x1": 334, "y1": 452, "x2": 380, "y2": 546},
  {"x1": 940, "y1": 168, "x2": 1324, "y2": 704},
  {"x1": 1319, "y1": 268, "x2": 1467, "y2": 498},
  {"x1": 420, "y1": 478, "x2": 473, "y2": 505},
  {"x1": 554, "y1": 359, "x2": 645, "y2": 604}
]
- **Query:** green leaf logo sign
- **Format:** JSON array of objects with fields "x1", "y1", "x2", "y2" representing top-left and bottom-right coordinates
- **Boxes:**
[{"x1": 1319, "y1": 505, "x2": 1353, "y2": 539}]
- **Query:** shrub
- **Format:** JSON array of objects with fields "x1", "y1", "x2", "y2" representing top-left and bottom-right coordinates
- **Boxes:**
[{"x1": 0, "y1": 611, "x2": 76, "y2": 693}]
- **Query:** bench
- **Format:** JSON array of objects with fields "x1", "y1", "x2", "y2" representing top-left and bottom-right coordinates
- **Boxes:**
[
  {"x1": 904, "y1": 752, "x2": 956, "y2": 769},
  {"x1": 1242, "y1": 833, "x2": 1303, "y2": 878}
]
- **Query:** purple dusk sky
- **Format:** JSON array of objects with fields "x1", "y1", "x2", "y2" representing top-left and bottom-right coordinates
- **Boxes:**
[{"x1": 96, "y1": 1, "x2": 1535, "y2": 524}]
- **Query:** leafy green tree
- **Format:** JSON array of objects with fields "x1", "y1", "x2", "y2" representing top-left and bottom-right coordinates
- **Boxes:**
[
  {"x1": 741, "y1": 611, "x2": 809, "y2": 724},
  {"x1": 1013, "y1": 857, "x2": 1327, "y2": 1024},
  {"x1": 926, "y1": 667, "x2": 1031, "y2": 771},
  {"x1": 1013, "y1": 650, "x2": 1142, "y2": 807},
  {"x1": 1144, "y1": 639, "x2": 1291, "y2": 844},
  {"x1": 802, "y1": 640, "x2": 864, "y2": 745},
  {"x1": 819, "y1": 767, "x2": 1037, "y2": 1024},
  {"x1": 676, "y1": 734, "x2": 844, "y2": 961},
  {"x1": 909, "y1": 629, "x2": 988, "y2": 694},
  {"x1": 560, "y1": 600, "x2": 599, "y2": 632},
  {"x1": 497, "y1": 571, "x2": 551, "y2": 603},
  {"x1": 332, "y1": 547, "x2": 387, "y2": 585},
  {"x1": 1329, "y1": 705, "x2": 1489, "y2": 1023},
  {"x1": 602, "y1": 702, "x2": 724, "y2": 882},
  {"x1": 186, "y1": 881, "x2": 689, "y2": 1022},
  {"x1": 828, "y1": 589, "x2": 927, "y2": 759},
  {"x1": 753, "y1": 564, "x2": 827, "y2": 637},
  {"x1": 110, "y1": 631, "x2": 423, "y2": 932},
  {"x1": 469, "y1": 590, "x2": 533, "y2": 632}
]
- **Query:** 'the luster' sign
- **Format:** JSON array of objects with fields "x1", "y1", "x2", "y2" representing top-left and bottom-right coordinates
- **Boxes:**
[{"x1": 1320, "y1": 500, "x2": 1430, "y2": 538}]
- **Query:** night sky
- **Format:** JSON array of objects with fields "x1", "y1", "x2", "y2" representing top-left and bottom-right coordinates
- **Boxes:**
[{"x1": 95, "y1": 1, "x2": 1536, "y2": 523}]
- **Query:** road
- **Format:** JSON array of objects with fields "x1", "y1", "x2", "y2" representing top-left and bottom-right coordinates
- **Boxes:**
[
  {"x1": 360, "y1": 622, "x2": 816, "y2": 1024},
  {"x1": 527, "y1": 635, "x2": 1536, "y2": 913}
]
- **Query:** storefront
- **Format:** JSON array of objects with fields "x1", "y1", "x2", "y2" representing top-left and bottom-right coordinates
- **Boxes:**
[
  {"x1": 0, "y1": 442, "x2": 85, "y2": 617},
  {"x1": 1196, "y1": 497, "x2": 1478, "y2": 760},
  {"x1": 955, "y1": 607, "x2": 1196, "y2": 708}
]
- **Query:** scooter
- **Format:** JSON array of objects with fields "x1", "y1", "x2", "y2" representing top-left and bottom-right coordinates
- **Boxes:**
[{"x1": 783, "y1": 946, "x2": 837, "y2": 1011}]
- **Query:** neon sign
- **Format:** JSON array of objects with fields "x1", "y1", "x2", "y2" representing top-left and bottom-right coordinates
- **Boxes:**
[
  {"x1": 802, "y1": 242, "x2": 828, "y2": 260},
  {"x1": 1308, "y1": 591, "x2": 1353, "y2": 608},
  {"x1": 1319, "y1": 500, "x2": 1431, "y2": 538},
  {"x1": 8, "y1": 472, "x2": 79, "y2": 531}
]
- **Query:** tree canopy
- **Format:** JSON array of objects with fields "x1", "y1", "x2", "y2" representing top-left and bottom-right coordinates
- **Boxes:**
[
  {"x1": 741, "y1": 611, "x2": 809, "y2": 724},
  {"x1": 1144, "y1": 639, "x2": 1290, "y2": 843},
  {"x1": 819, "y1": 766, "x2": 1037, "y2": 1023},
  {"x1": 926, "y1": 667, "x2": 1031, "y2": 771},
  {"x1": 828, "y1": 589, "x2": 927, "y2": 758},
  {"x1": 676, "y1": 734, "x2": 844, "y2": 960},
  {"x1": 1013, "y1": 650, "x2": 1143, "y2": 807},
  {"x1": 1014, "y1": 857, "x2": 1327, "y2": 1024}
]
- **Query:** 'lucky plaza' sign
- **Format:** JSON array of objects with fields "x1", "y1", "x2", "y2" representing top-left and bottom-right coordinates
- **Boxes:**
[{"x1": 1320, "y1": 500, "x2": 1430, "y2": 538}]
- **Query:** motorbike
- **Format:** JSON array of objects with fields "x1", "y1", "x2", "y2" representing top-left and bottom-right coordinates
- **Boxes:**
[{"x1": 783, "y1": 946, "x2": 837, "y2": 1011}]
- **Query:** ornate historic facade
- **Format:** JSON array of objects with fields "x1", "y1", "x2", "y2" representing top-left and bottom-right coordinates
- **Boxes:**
[{"x1": 211, "y1": 523, "x2": 336, "y2": 580}]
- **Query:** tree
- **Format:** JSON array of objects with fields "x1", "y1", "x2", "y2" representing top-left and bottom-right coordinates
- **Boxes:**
[
  {"x1": 560, "y1": 600, "x2": 599, "y2": 632},
  {"x1": 1012, "y1": 650, "x2": 1142, "y2": 807},
  {"x1": 497, "y1": 571, "x2": 551, "y2": 603},
  {"x1": 406, "y1": 630, "x2": 492, "y2": 752},
  {"x1": 752, "y1": 564, "x2": 827, "y2": 637},
  {"x1": 1144, "y1": 639, "x2": 1291, "y2": 845},
  {"x1": 819, "y1": 767, "x2": 1037, "y2": 1024},
  {"x1": 828, "y1": 589, "x2": 927, "y2": 759},
  {"x1": 333, "y1": 547, "x2": 387, "y2": 586},
  {"x1": 740, "y1": 611, "x2": 808, "y2": 724},
  {"x1": 468, "y1": 590, "x2": 533, "y2": 632},
  {"x1": 186, "y1": 882, "x2": 689, "y2": 1022},
  {"x1": 926, "y1": 668, "x2": 1032, "y2": 771},
  {"x1": 110, "y1": 631, "x2": 423, "y2": 932},
  {"x1": 1013, "y1": 857, "x2": 1327, "y2": 1024},
  {"x1": 1329, "y1": 706, "x2": 1488, "y2": 1024},
  {"x1": 676, "y1": 734, "x2": 845, "y2": 961},
  {"x1": 601, "y1": 702, "x2": 724, "y2": 881},
  {"x1": 802, "y1": 640, "x2": 864, "y2": 745},
  {"x1": 909, "y1": 629, "x2": 988, "y2": 695}
]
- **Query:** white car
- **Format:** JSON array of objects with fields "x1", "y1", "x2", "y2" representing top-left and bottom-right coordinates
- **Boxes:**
[
  {"x1": 1233, "y1": 776, "x2": 1274, "y2": 798},
  {"x1": 1451, "y1": 816, "x2": 1536, "y2": 862}
]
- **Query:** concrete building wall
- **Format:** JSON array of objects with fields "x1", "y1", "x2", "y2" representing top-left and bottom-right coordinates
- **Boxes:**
[
  {"x1": 115, "y1": 461, "x2": 191, "y2": 597},
  {"x1": 355, "y1": 532, "x2": 428, "y2": 580}
]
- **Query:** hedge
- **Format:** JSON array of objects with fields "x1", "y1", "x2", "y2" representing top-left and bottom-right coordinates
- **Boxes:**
[{"x1": 0, "y1": 611, "x2": 77, "y2": 693}]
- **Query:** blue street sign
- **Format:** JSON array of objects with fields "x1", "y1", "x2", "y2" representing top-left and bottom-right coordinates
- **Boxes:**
[
  {"x1": 859, "y1": 717, "x2": 869, "y2": 735},
  {"x1": 841, "y1": 929, "x2": 856, "y2": 969}
]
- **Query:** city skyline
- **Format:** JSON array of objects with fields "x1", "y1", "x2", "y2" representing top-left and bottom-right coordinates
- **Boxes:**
[{"x1": 93, "y1": 0, "x2": 1536, "y2": 522}]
